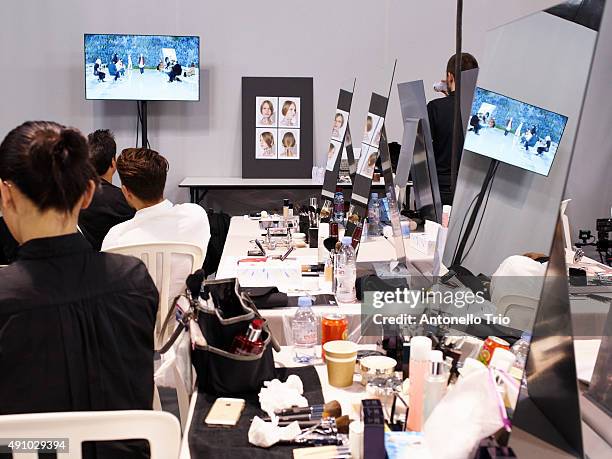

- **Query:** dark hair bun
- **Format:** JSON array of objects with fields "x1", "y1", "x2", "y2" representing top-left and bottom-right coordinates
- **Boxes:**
[{"x1": 0, "y1": 121, "x2": 98, "y2": 212}]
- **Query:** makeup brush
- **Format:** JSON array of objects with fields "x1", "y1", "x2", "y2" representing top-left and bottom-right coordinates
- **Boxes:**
[
  {"x1": 323, "y1": 237, "x2": 338, "y2": 253},
  {"x1": 275, "y1": 400, "x2": 341, "y2": 418},
  {"x1": 334, "y1": 415, "x2": 350, "y2": 435}
]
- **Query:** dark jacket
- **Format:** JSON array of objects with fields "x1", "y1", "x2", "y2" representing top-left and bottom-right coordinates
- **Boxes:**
[
  {"x1": 0, "y1": 233, "x2": 158, "y2": 457},
  {"x1": 427, "y1": 92, "x2": 463, "y2": 178},
  {"x1": 79, "y1": 178, "x2": 135, "y2": 251}
]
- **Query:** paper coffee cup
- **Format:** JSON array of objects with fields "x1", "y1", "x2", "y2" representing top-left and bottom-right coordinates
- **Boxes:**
[{"x1": 324, "y1": 340, "x2": 358, "y2": 387}]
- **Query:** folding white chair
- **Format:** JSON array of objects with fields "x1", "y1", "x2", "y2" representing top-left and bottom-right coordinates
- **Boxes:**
[{"x1": 0, "y1": 410, "x2": 180, "y2": 459}]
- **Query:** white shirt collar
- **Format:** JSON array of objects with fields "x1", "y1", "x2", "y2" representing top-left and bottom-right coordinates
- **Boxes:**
[{"x1": 133, "y1": 199, "x2": 173, "y2": 220}]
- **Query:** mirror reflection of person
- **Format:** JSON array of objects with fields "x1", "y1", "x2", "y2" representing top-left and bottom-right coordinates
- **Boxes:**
[
  {"x1": 259, "y1": 132, "x2": 275, "y2": 157},
  {"x1": 259, "y1": 100, "x2": 275, "y2": 126},
  {"x1": 280, "y1": 101, "x2": 298, "y2": 127},
  {"x1": 280, "y1": 132, "x2": 297, "y2": 158},
  {"x1": 331, "y1": 113, "x2": 344, "y2": 138}
]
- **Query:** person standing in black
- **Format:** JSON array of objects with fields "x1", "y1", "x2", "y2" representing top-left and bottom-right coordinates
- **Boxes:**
[
  {"x1": 427, "y1": 53, "x2": 479, "y2": 206},
  {"x1": 0, "y1": 121, "x2": 158, "y2": 458},
  {"x1": 78, "y1": 129, "x2": 135, "y2": 250}
]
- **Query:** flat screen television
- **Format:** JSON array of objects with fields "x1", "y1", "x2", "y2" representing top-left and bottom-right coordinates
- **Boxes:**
[
  {"x1": 84, "y1": 34, "x2": 200, "y2": 101},
  {"x1": 464, "y1": 87, "x2": 568, "y2": 176}
]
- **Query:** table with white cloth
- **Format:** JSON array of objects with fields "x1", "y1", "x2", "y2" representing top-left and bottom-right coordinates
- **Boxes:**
[{"x1": 215, "y1": 216, "x2": 435, "y2": 345}]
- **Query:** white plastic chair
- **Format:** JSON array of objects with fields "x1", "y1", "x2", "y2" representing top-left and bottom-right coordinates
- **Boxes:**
[
  {"x1": 103, "y1": 241, "x2": 204, "y2": 345},
  {"x1": 104, "y1": 241, "x2": 204, "y2": 430},
  {"x1": 0, "y1": 410, "x2": 180, "y2": 459}
]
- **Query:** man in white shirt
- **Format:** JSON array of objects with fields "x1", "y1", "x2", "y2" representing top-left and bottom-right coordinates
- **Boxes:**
[
  {"x1": 102, "y1": 147, "x2": 210, "y2": 394},
  {"x1": 102, "y1": 147, "x2": 210, "y2": 305}
]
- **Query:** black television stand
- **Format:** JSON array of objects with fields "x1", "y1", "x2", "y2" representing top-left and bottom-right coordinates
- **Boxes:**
[{"x1": 138, "y1": 100, "x2": 148, "y2": 148}]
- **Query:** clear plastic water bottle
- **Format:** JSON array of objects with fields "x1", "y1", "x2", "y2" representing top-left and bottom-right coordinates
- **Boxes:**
[
  {"x1": 334, "y1": 237, "x2": 357, "y2": 303},
  {"x1": 292, "y1": 296, "x2": 317, "y2": 364},
  {"x1": 367, "y1": 193, "x2": 381, "y2": 236},
  {"x1": 333, "y1": 189, "x2": 345, "y2": 224}
]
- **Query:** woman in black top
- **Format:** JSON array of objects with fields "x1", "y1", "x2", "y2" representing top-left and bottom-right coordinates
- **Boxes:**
[{"x1": 0, "y1": 121, "x2": 158, "y2": 458}]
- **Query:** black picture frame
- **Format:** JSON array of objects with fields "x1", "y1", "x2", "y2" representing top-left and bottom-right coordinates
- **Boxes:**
[{"x1": 242, "y1": 77, "x2": 313, "y2": 178}]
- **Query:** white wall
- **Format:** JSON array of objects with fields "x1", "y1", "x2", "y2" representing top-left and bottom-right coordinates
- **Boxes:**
[
  {"x1": 0, "y1": 0, "x2": 558, "y2": 202},
  {"x1": 564, "y1": 2, "x2": 612, "y2": 239}
]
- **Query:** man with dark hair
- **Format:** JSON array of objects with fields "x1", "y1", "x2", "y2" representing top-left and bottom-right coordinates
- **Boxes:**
[
  {"x1": 101, "y1": 147, "x2": 210, "y2": 298},
  {"x1": 427, "y1": 52, "x2": 479, "y2": 205},
  {"x1": 78, "y1": 129, "x2": 135, "y2": 250}
]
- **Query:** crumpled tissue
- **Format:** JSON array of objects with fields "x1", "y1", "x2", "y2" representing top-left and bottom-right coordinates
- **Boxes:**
[
  {"x1": 258, "y1": 374, "x2": 308, "y2": 418},
  {"x1": 248, "y1": 416, "x2": 302, "y2": 448}
]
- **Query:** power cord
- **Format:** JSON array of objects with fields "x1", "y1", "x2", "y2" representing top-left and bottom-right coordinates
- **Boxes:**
[
  {"x1": 460, "y1": 161, "x2": 499, "y2": 264},
  {"x1": 451, "y1": 193, "x2": 479, "y2": 264}
]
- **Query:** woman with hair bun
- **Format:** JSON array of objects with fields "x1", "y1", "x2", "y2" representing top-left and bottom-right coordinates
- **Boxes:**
[{"x1": 0, "y1": 121, "x2": 158, "y2": 458}]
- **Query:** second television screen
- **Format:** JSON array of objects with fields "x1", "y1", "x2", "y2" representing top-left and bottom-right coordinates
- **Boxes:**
[
  {"x1": 464, "y1": 87, "x2": 567, "y2": 176},
  {"x1": 85, "y1": 34, "x2": 200, "y2": 101}
]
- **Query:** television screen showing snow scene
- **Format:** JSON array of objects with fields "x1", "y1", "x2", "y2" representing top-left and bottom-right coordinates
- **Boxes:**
[
  {"x1": 464, "y1": 87, "x2": 567, "y2": 176},
  {"x1": 85, "y1": 34, "x2": 199, "y2": 101}
]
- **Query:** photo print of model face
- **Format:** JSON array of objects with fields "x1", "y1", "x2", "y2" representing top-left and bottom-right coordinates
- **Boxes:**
[
  {"x1": 255, "y1": 128, "x2": 277, "y2": 159},
  {"x1": 256, "y1": 97, "x2": 277, "y2": 127},
  {"x1": 464, "y1": 87, "x2": 568, "y2": 176},
  {"x1": 279, "y1": 129, "x2": 300, "y2": 159},
  {"x1": 362, "y1": 113, "x2": 384, "y2": 147},
  {"x1": 357, "y1": 145, "x2": 379, "y2": 178},
  {"x1": 84, "y1": 34, "x2": 200, "y2": 101},
  {"x1": 242, "y1": 77, "x2": 312, "y2": 178},
  {"x1": 331, "y1": 109, "x2": 349, "y2": 141},
  {"x1": 326, "y1": 140, "x2": 341, "y2": 171},
  {"x1": 279, "y1": 97, "x2": 301, "y2": 128}
]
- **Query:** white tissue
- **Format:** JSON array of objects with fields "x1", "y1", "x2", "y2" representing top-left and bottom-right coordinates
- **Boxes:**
[
  {"x1": 248, "y1": 416, "x2": 302, "y2": 448},
  {"x1": 258, "y1": 374, "x2": 308, "y2": 418}
]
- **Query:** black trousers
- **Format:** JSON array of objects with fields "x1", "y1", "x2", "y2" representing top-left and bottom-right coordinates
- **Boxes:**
[{"x1": 438, "y1": 174, "x2": 454, "y2": 206}]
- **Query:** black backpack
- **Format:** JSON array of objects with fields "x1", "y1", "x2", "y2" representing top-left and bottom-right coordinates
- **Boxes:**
[{"x1": 203, "y1": 209, "x2": 231, "y2": 277}]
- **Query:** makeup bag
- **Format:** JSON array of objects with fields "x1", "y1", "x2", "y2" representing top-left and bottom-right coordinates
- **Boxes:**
[{"x1": 191, "y1": 278, "x2": 281, "y2": 395}]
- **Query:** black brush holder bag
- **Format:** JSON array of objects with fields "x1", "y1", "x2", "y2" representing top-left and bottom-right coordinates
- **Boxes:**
[{"x1": 192, "y1": 278, "x2": 278, "y2": 396}]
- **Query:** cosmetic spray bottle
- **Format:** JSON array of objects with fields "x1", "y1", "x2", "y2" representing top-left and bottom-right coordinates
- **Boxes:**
[
  {"x1": 423, "y1": 350, "x2": 447, "y2": 422},
  {"x1": 406, "y1": 336, "x2": 432, "y2": 432}
]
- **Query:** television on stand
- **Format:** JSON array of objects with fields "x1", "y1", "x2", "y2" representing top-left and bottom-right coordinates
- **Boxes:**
[
  {"x1": 464, "y1": 87, "x2": 568, "y2": 177},
  {"x1": 84, "y1": 33, "x2": 200, "y2": 146}
]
